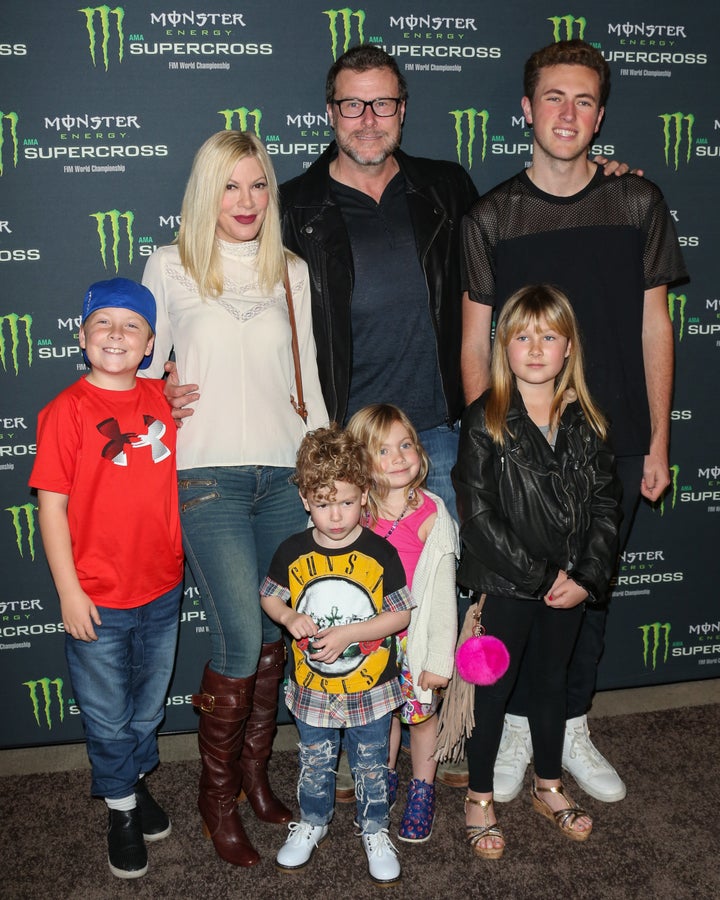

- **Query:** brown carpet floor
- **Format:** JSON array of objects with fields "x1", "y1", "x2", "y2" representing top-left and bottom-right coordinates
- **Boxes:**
[{"x1": 3, "y1": 705, "x2": 719, "y2": 899}]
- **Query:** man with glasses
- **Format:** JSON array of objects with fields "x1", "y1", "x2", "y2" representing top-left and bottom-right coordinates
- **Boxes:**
[{"x1": 280, "y1": 44, "x2": 479, "y2": 512}]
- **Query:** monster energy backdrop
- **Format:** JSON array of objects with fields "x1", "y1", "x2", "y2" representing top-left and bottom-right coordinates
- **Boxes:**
[{"x1": 1, "y1": 1, "x2": 718, "y2": 747}]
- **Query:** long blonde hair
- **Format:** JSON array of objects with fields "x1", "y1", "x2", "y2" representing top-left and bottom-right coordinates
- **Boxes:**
[
  {"x1": 346, "y1": 404, "x2": 429, "y2": 526},
  {"x1": 485, "y1": 284, "x2": 608, "y2": 445},
  {"x1": 177, "y1": 130, "x2": 289, "y2": 298}
]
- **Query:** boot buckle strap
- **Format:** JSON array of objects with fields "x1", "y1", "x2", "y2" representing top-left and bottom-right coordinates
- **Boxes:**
[{"x1": 192, "y1": 692, "x2": 216, "y2": 713}]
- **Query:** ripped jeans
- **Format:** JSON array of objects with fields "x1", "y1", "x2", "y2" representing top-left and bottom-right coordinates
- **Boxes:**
[{"x1": 295, "y1": 714, "x2": 392, "y2": 834}]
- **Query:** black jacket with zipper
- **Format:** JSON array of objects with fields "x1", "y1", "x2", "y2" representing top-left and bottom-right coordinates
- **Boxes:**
[
  {"x1": 280, "y1": 143, "x2": 478, "y2": 424},
  {"x1": 452, "y1": 390, "x2": 621, "y2": 605}
]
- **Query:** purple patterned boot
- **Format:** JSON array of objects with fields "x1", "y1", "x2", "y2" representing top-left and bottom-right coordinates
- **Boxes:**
[{"x1": 397, "y1": 778, "x2": 435, "y2": 843}]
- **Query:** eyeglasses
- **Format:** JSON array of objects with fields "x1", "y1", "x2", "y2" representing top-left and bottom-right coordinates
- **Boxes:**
[{"x1": 332, "y1": 98, "x2": 401, "y2": 118}]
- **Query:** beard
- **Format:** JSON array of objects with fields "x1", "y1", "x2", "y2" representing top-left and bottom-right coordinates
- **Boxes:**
[{"x1": 334, "y1": 126, "x2": 402, "y2": 167}]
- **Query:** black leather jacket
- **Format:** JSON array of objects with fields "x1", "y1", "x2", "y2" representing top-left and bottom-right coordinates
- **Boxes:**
[
  {"x1": 280, "y1": 143, "x2": 478, "y2": 423},
  {"x1": 453, "y1": 391, "x2": 621, "y2": 604}
]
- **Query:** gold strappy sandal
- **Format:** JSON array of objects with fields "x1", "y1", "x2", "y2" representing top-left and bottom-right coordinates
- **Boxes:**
[
  {"x1": 465, "y1": 795, "x2": 505, "y2": 859},
  {"x1": 531, "y1": 779, "x2": 593, "y2": 842}
]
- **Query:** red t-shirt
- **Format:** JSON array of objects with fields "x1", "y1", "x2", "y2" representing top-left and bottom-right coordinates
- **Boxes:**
[{"x1": 30, "y1": 376, "x2": 184, "y2": 609}]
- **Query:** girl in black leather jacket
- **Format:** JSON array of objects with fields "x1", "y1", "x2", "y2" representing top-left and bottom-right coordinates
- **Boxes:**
[{"x1": 452, "y1": 284, "x2": 621, "y2": 859}]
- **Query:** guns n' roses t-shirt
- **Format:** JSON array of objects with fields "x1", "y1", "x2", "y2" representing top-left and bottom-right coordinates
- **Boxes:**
[{"x1": 262, "y1": 527, "x2": 413, "y2": 727}]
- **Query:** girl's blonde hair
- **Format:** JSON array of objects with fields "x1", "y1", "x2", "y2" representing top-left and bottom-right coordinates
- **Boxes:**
[
  {"x1": 346, "y1": 404, "x2": 429, "y2": 525},
  {"x1": 485, "y1": 283, "x2": 608, "y2": 445},
  {"x1": 177, "y1": 130, "x2": 289, "y2": 298}
]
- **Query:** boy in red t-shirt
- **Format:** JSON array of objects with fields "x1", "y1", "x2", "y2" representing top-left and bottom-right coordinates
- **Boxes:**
[{"x1": 29, "y1": 278, "x2": 184, "y2": 880}]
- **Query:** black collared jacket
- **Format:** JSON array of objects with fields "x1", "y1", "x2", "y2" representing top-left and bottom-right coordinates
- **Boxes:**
[
  {"x1": 453, "y1": 391, "x2": 621, "y2": 605},
  {"x1": 280, "y1": 143, "x2": 478, "y2": 423}
]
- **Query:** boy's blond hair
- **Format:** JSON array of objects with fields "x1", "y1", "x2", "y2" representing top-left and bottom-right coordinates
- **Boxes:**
[{"x1": 294, "y1": 423, "x2": 372, "y2": 499}]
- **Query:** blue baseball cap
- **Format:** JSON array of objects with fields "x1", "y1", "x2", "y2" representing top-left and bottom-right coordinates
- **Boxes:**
[{"x1": 81, "y1": 277, "x2": 156, "y2": 370}]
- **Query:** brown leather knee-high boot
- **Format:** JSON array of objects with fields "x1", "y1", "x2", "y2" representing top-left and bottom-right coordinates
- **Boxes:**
[
  {"x1": 237, "y1": 640, "x2": 292, "y2": 824},
  {"x1": 192, "y1": 663, "x2": 260, "y2": 867}
]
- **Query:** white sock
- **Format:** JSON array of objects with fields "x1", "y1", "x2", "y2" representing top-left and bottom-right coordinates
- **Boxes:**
[{"x1": 105, "y1": 794, "x2": 136, "y2": 811}]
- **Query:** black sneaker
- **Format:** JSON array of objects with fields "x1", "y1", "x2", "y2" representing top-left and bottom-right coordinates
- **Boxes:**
[
  {"x1": 134, "y1": 778, "x2": 172, "y2": 841},
  {"x1": 107, "y1": 808, "x2": 148, "y2": 879}
]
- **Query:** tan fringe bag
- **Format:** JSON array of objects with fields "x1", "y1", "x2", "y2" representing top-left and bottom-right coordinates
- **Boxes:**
[{"x1": 433, "y1": 597, "x2": 481, "y2": 763}]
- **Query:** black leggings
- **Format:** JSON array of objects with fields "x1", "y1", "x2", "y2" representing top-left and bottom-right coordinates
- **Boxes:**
[
  {"x1": 466, "y1": 594, "x2": 583, "y2": 793},
  {"x1": 508, "y1": 455, "x2": 644, "y2": 719}
]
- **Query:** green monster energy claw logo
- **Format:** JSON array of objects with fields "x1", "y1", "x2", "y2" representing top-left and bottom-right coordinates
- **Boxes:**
[
  {"x1": 659, "y1": 464, "x2": 680, "y2": 516},
  {"x1": 79, "y1": 5, "x2": 125, "y2": 70},
  {"x1": 638, "y1": 622, "x2": 671, "y2": 670},
  {"x1": 0, "y1": 313, "x2": 33, "y2": 374},
  {"x1": 24, "y1": 677, "x2": 65, "y2": 728},
  {"x1": 548, "y1": 15, "x2": 587, "y2": 41},
  {"x1": 323, "y1": 8, "x2": 366, "y2": 60},
  {"x1": 218, "y1": 107, "x2": 263, "y2": 136},
  {"x1": 0, "y1": 110, "x2": 20, "y2": 177},
  {"x1": 6, "y1": 503, "x2": 37, "y2": 560},
  {"x1": 668, "y1": 292, "x2": 687, "y2": 341},
  {"x1": 90, "y1": 209, "x2": 134, "y2": 272},
  {"x1": 449, "y1": 109, "x2": 489, "y2": 169},
  {"x1": 659, "y1": 113, "x2": 694, "y2": 170}
]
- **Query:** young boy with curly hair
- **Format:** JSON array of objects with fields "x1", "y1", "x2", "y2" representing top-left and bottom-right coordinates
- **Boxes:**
[{"x1": 260, "y1": 424, "x2": 413, "y2": 885}]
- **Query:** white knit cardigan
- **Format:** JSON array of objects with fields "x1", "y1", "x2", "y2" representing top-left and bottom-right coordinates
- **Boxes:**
[{"x1": 405, "y1": 490, "x2": 460, "y2": 704}]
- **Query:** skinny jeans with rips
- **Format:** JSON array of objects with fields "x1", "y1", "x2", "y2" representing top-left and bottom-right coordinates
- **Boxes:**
[{"x1": 294, "y1": 713, "x2": 392, "y2": 834}]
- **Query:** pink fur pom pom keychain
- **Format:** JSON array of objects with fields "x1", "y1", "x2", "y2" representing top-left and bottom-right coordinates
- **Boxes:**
[{"x1": 455, "y1": 597, "x2": 510, "y2": 686}]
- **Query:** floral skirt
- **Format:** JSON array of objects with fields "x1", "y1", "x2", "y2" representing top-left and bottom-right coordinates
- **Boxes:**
[{"x1": 395, "y1": 630, "x2": 440, "y2": 725}]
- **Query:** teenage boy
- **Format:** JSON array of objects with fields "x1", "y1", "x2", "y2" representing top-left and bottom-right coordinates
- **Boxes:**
[{"x1": 461, "y1": 40, "x2": 687, "y2": 805}]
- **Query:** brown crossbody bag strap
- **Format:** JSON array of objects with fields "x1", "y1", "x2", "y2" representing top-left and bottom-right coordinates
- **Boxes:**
[{"x1": 284, "y1": 264, "x2": 308, "y2": 423}]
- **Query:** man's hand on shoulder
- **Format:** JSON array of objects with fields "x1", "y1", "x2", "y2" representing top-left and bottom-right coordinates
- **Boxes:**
[
  {"x1": 163, "y1": 360, "x2": 199, "y2": 427},
  {"x1": 593, "y1": 155, "x2": 644, "y2": 177}
]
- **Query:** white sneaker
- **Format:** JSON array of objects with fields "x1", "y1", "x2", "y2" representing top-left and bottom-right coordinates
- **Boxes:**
[
  {"x1": 562, "y1": 715, "x2": 627, "y2": 802},
  {"x1": 276, "y1": 821, "x2": 328, "y2": 870},
  {"x1": 493, "y1": 714, "x2": 533, "y2": 802},
  {"x1": 362, "y1": 829, "x2": 401, "y2": 884}
]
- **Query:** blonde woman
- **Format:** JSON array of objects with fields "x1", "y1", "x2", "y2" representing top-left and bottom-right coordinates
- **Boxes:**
[{"x1": 142, "y1": 131, "x2": 327, "y2": 867}]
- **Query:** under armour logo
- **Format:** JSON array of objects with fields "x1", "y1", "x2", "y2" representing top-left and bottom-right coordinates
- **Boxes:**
[
  {"x1": 133, "y1": 416, "x2": 171, "y2": 463},
  {"x1": 97, "y1": 415, "x2": 170, "y2": 466}
]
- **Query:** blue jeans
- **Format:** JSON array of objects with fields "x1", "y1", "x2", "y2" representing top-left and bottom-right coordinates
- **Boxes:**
[
  {"x1": 418, "y1": 422, "x2": 459, "y2": 522},
  {"x1": 178, "y1": 465, "x2": 307, "y2": 678},
  {"x1": 295, "y1": 713, "x2": 392, "y2": 833},
  {"x1": 65, "y1": 583, "x2": 181, "y2": 799}
]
